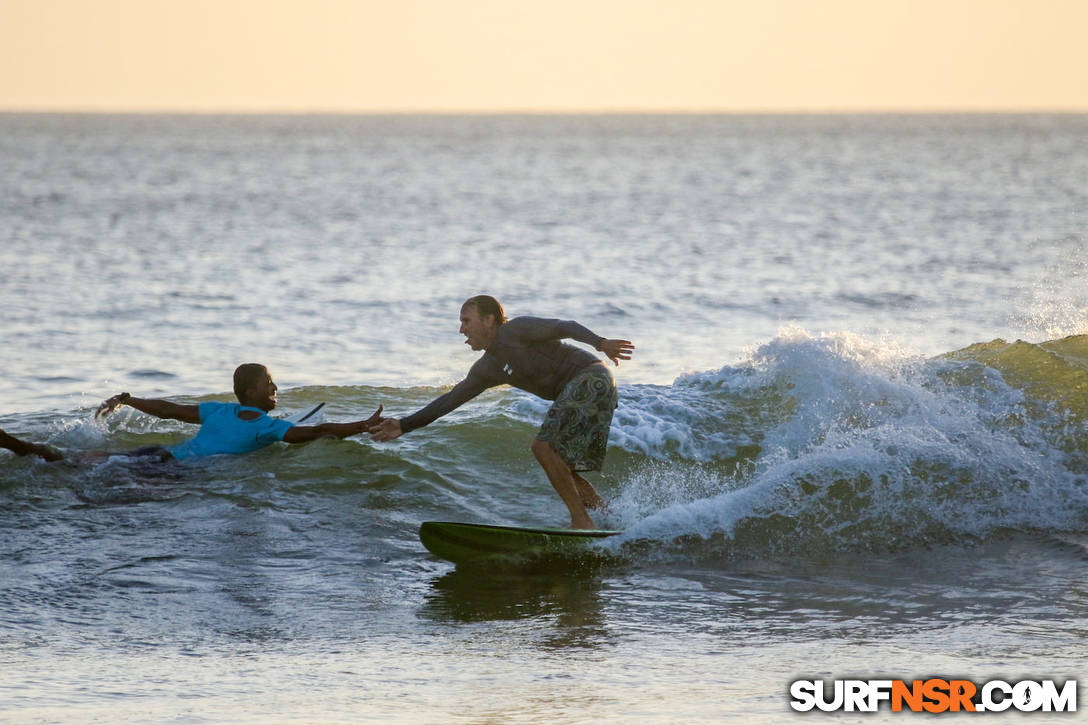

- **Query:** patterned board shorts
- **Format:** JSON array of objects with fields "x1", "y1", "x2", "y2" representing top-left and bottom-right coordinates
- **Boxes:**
[{"x1": 536, "y1": 363, "x2": 618, "y2": 472}]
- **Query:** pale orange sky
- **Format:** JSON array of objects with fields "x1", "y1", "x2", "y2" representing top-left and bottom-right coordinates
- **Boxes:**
[{"x1": 1, "y1": 0, "x2": 1086, "y2": 112}]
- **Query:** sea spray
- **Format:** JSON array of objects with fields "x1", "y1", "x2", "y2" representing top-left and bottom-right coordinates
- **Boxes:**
[{"x1": 608, "y1": 330, "x2": 1088, "y2": 558}]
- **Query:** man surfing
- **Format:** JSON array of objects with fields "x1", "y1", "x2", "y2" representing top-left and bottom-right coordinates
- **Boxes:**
[
  {"x1": 2, "y1": 363, "x2": 383, "y2": 462},
  {"x1": 371, "y1": 295, "x2": 634, "y2": 529}
]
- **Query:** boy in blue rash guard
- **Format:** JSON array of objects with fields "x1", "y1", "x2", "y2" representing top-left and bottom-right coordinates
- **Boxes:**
[
  {"x1": 0, "y1": 364, "x2": 383, "y2": 462},
  {"x1": 371, "y1": 296, "x2": 635, "y2": 529},
  {"x1": 93, "y1": 363, "x2": 384, "y2": 460}
]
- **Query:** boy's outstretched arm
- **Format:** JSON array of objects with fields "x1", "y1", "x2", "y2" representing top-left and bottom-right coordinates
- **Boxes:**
[
  {"x1": 282, "y1": 406, "x2": 384, "y2": 444},
  {"x1": 97, "y1": 393, "x2": 201, "y2": 424}
]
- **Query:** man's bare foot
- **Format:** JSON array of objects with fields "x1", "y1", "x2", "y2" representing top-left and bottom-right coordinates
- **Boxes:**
[{"x1": 573, "y1": 474, "x2": 604, "y2": 509}]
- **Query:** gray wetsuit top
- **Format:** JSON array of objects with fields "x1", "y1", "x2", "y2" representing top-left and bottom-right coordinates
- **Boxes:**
[{"x1": 400, "y1": 316, "x2": 605, "y2": 433}]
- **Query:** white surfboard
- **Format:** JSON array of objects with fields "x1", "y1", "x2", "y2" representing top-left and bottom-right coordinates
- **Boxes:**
[{"x1": 285, "y1": 402, "x2": 326, "y2": 424}]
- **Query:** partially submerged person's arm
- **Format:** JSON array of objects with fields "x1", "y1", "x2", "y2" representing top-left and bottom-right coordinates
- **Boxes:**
[
  {"x1": 0, "y1": 428, "x2": 63, "y2": 462},
  {"x1": 96, "y1": 393, "x2": 201, "y2": 424},
  {"x1": 282, "y1": 406, "x2": 384, "y2": 444}
]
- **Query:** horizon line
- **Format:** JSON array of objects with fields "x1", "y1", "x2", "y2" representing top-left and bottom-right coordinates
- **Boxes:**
[{"x1": 3, "y1": 106, "x2": 1088, "y2": 116}]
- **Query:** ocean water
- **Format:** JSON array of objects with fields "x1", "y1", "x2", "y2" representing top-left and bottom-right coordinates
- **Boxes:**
[{"x1": 1, "y1": 113, "x2": 1086, "y2": 723}]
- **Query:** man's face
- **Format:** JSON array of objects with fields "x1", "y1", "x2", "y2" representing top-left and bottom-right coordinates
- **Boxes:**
[
  {"x1": 247, "y1": 371, "x2": 278, "y2": 412},
  {"x1": 459, "y1": 305, "x2": 497, "y2": 351}
]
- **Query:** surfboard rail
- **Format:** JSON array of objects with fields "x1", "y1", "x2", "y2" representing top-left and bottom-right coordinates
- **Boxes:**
[{"x1": 419, "y1": 521, "x2": 621, "y2": 564}]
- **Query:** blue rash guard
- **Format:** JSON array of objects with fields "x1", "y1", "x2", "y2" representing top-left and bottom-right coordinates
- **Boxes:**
[
  {"x1": 399, "y1": 316, "x2": 606, "y2": 433},
  {"x1": 167, "y1": 402, "x2": 295, "y2": 460}
]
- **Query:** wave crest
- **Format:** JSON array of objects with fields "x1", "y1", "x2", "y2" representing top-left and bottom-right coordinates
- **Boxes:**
[{"x1": 608, "y1": 330, "x2": 1088, "y2": 555}]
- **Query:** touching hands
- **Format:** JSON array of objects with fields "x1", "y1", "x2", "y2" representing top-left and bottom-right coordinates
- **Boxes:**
[
  {"x1": 370, "y1": 418, "x2": 403, "y2": 442},
  {"x1": 599, "y1": 339, "x2": 635, "y2": 366}
]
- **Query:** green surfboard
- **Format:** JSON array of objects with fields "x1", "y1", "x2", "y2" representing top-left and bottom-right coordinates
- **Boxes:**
[{"x1": 419, "y1": 521, "x2": 621, "y2": 564}]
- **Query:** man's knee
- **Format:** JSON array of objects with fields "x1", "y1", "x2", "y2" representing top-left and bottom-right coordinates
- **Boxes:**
[{"x1": 530, "y1": 438, "x2": 551, "y2": 461}]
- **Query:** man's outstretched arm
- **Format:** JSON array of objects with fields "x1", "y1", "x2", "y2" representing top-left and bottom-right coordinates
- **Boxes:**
[
  {"x1": 96, "y1": 393, "x2": 201, "y2": 424},
  {"x1": 282, "y1": 406, "x2": 384, "y2": 444},
  {"x1": 370, "y1": 373, "x2": 490, "y2": 443},
  {"x1": 506, "y1": 318, "x2": 635, "y2": 365}
]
